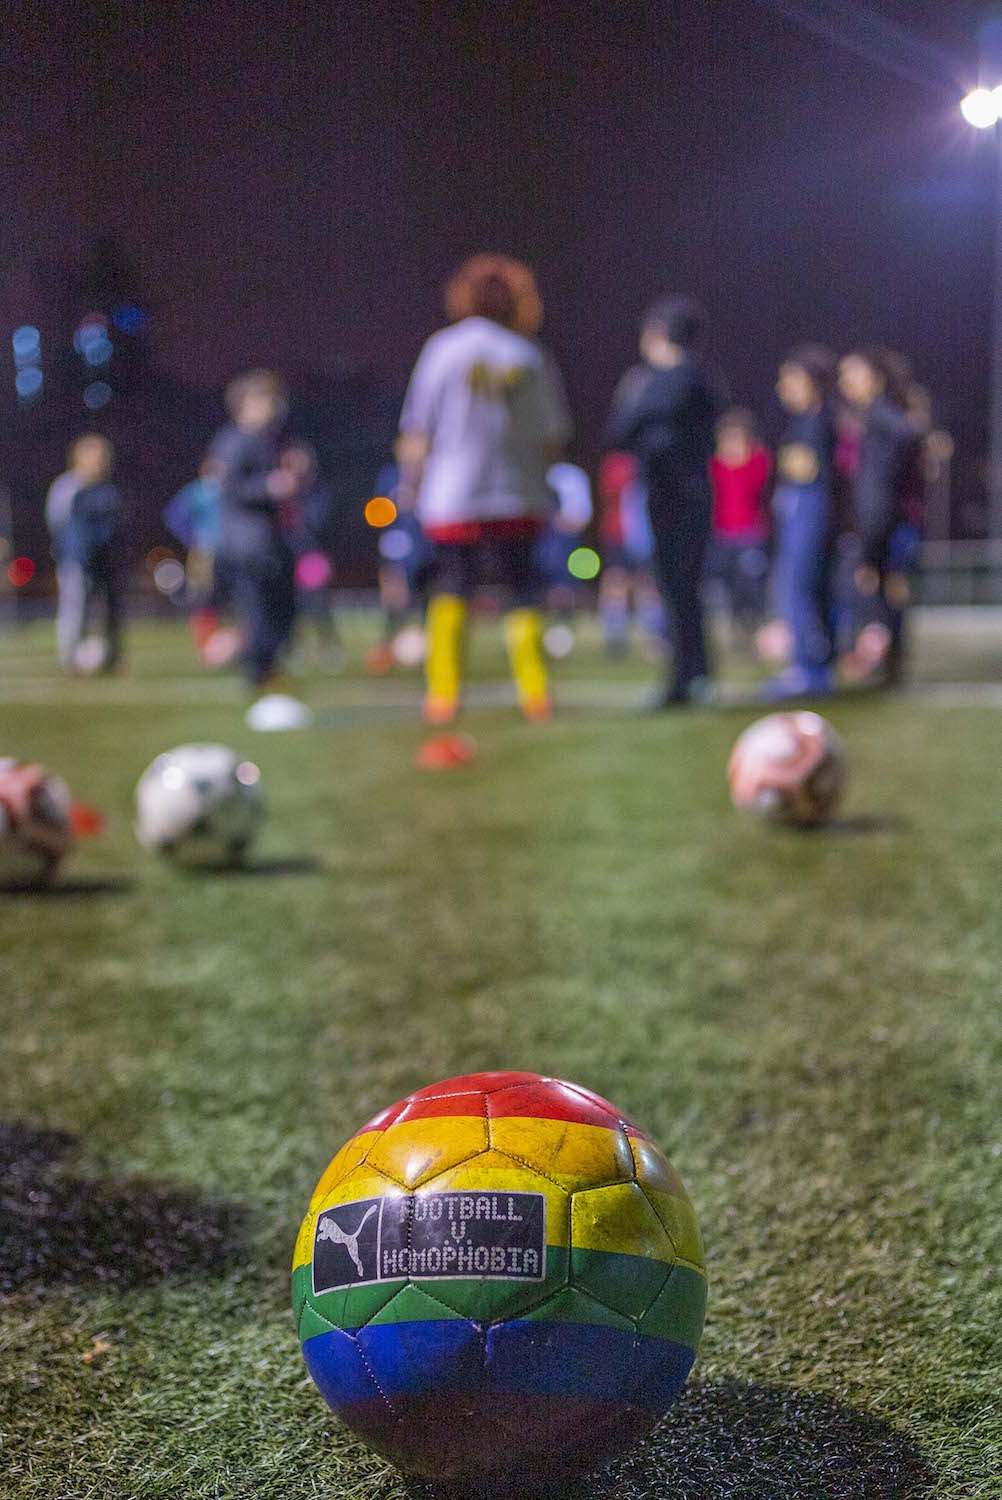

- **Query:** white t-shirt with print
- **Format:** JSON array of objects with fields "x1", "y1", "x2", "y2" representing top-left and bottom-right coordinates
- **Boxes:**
[{"x1": 400, "y1": 317, "x2": 571, "y2": 528}]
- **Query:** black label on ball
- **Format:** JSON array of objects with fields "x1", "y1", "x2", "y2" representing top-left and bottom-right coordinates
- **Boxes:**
[{"x1": 312, "y1": 1191, "x2": 547, "y2": 1293}]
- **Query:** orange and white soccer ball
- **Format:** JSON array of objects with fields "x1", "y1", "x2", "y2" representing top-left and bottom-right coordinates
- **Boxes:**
[
  {"x1": 0, "y1": 759, "x2": 75, "y2": 883},
  {"x1": 728, "y1": 712, "x2": 846, "y2": 826}
]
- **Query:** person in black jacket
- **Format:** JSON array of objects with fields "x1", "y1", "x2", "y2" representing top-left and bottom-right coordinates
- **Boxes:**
[
  {"x1": 210, "y1": 370, "x2": 298, "y2": 688},
  {"x1": 606, "y1": 297, "x2": 725, "y2": 707},
  {"x1": 838, "y1": 349, "x2": 921, "y2": 683}
]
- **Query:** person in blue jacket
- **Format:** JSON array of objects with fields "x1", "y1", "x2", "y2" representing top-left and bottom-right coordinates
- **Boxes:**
[{"x1": 766, "y1": 346, "x2": 839, "y2": 700}]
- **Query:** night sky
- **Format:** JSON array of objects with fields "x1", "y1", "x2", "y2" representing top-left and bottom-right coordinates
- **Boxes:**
[{"x1": 3, "y1": 1, "x2": 1000, "y2": 519}]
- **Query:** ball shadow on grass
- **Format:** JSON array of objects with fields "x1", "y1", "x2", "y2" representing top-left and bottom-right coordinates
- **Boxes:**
[
  {"x1": 211, "y1": 855, "x2": 325, "y2": 878},
  {"x1": 0, "y1": 876, "x2": 136, "y2": 897},
  {"x1": 0, "y1": 1123, "x2": 248, "y2": 1298},
  {"x1": 386, "y1": 1377, "x2": 937, "y2": 1500},
  {"x1": 809, "y1": 814, "x2": 910, "y2": 837}
]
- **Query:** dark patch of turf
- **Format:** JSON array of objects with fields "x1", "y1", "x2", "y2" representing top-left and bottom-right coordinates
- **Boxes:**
[{"x1": 0, "y1": 1122, "x2": 247, "y2": 1296}]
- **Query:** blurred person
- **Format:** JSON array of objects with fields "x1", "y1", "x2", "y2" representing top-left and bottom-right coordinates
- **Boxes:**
[
  {"x1": 536, "y1": 460, "x2": 593, "y2": 624},
  {"x1": 606, "y1": 297, "x2": 725, "y2": 707},
  {"x1": 163, "y1": 455, "x2": 223, "y2": 591},
  {"x1": 49, "y1": 434, "x2": 124, "y2": 673},
  {"x1": 209, "y1": 370, "x2": 298, "y2": 691},
  {"x1": 596, "y1": 451, "x2": 666, "y2": 657},
  {"x1": 708, "y1": 408, "x2": 772, "y2": 644},
  {"x1": 281, "y1": 442, "x2": 341, "y2": 660},
  {"x1": 838, "y1": 349, "x2": 923, "y2": 684},
  {"x1": 397, "y1": 253, "x2": 571, "y2": 723},
  {"x1": 363, "y1": 462, "x2": 434, "y2": 675},
  {"x1": 766, "y1": 345, "x2": 839, "y2": 699},
  {"x1": 46, "y1": 456, "x2": 83, "y2": 655},
  {"x1": 163, "y1": 455, "x2": 225, "y2": 651}
]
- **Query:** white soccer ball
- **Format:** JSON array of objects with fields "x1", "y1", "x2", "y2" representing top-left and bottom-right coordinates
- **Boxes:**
[
  {"x1": 74, "y1": 637, "x2": 109, "y2": 675},
  {"x1": 135, "y1": 744, "x2": 264, "y2": 865},
  {"x1": 0, "y1": 759, "x2": 74, "y2": 884},
  {"x1": 392, "y1": 625, "x2": 426, "y2": 666},
  {"x1": 728, "y1": 712, "x2": 846, "y2": 826}
]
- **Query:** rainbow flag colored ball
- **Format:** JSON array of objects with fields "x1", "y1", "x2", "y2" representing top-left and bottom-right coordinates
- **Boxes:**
[{"x1": 292, "y1": 1071, "x2": 706, "y2": 1486}]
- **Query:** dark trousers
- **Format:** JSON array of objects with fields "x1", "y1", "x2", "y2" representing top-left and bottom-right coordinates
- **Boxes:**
[
  {"x1": 431, "y1": 533, "x2": 541, "y2": 607},
  {"x1": 708, "y1": 533, "x2": 769, "y2": 630},
  {"x1": 649, "y1": 492, "x2": 711, "y2": 694},
  {"x1": 773, "y1": 484, "x2": 835, "y2": 673},
  {"x1": 231, "y1": 546, "x2": 296, "y2": 685}
]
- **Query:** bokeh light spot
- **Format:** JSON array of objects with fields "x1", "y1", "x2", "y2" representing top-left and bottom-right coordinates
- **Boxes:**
[
  {"x1": 295, "y1": 550, "x2": 332, "y2": 590},
  {"x1": 82, "y1": 381, "x2": 112, "y2": 409},
  {"x1": 153, "y1": 559, "x2": 186, "y2": 596},
  {"x1": 7, "y1": 557, "x2": 35, "y2": 588},
  {"x1": 15, "y1": 367, "x2": 44, "y2": 399},
  {"x1": 378, "y1": 527, "x2": 414, "y2": 562},
  {"x1": 567, "y1": 546, "x2": 601, "y2": 581},
  {"x1": 112, "y1": 302, "x2": 148, "y2": 334},
  {"x1": 84, "y1": 337, "x2": 113, "y2": 366},
  {"x1": 365, "y1": 496, "x2": 397, "y2": 528},
  {"x1": 74, "y1": 315, "x2": 109, "y2": 354},
  {"x1": 12, "y1": 326, "x2": 41, "y2": 361}
]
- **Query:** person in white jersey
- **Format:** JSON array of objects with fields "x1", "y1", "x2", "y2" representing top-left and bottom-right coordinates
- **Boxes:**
[{"x1": 397, "y1": 254, "x2": 572, "y2": 723}]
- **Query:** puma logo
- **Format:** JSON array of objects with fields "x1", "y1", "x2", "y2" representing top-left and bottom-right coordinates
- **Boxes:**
[{"x1": 316, "y1": 1204, "x2": 378, "y2": 1279}]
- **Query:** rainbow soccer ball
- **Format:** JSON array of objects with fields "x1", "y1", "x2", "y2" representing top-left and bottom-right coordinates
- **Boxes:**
[{"x1": 292, "y1": 1071, "x2": 706, "y2": 1487}]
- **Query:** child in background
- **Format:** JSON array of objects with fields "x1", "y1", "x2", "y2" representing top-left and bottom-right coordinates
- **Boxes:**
[
  {"x1": 767, "y1": 346, "x2": 838, "y2": 700},
  {"x1": 163, "y1": 456, "x2": 224, "y2": 650},
  {"x1": 708, "y1": 409, "x2": 771, "y2": 645},
  {"x1": 209, "y1": 370, "x2": 298, "y2": 692},
  {"x1": 50, "y1": 434, "x2": 124, "y2": 673},
  {"x1": 838, "y1": 349, "x2": 923, "y2": 685},
  {"x1": 596, "y1": 451, "x2": 665, "y2": 657},
  {"x1": 281, "y1": 442, "x2": 341, "y2": 662},
  {"x1": 536, "y1": 460, "x2": 593, "y2": 629}
]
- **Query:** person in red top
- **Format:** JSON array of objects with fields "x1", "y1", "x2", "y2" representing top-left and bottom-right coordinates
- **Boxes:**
[
  {"x1": 595, "y1": 450, "x2": 666, "y2": 657},
  {"x1": 707, "y1": 409, "x2": 771, "y2": 642}
]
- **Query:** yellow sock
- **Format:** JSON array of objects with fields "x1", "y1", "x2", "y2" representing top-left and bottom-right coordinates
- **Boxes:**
[
  {"x1": 504, "y1": 607, "x2": 548, "y2": 711},
  {"x1": 425, "y1": 594, "x2": 466, "y2": 710}
]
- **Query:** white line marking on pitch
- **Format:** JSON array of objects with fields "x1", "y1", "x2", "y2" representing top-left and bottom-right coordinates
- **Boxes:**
[{"x1": 1, "y1": 680, "x2": 1002, "y2": 710}]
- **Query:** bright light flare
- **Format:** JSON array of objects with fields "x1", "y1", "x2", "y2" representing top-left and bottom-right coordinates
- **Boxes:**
[
  {"x1": 961, "y1": 87, "x2": 1000, "y2": 129},
  {"x1": 365, "y1": 496, "x2": 397, "y2": 528}
]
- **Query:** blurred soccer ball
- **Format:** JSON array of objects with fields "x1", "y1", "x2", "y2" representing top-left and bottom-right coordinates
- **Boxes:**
[
  {"x1": 135, "y1": 744, "x2": 264, "y2": 865},
  {"x1": 392, "y1": 625, "x2": 426, "y2": 666},
  {"x1": 543, "y1": 623, "x2": 576, "y2": 659},
  {"x1": 0, "y1": 759, "x2": 74, "y2": 884},
  {"x1": 728, "y1": 712, "x2": 846, "y2": 826},
  {"x1": 73, "y1": 637, "x2": 108, "y2": 675}
]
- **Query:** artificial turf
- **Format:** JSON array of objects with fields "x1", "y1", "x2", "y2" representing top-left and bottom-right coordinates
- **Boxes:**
[{"x1": 1, "y1": 613, "x2": 1000, "y2": 1499}]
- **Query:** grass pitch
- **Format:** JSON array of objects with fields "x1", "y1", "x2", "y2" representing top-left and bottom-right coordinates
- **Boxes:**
[{"x1": 1, "y1": 611, "x2": 1001, "y2": 1499}]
